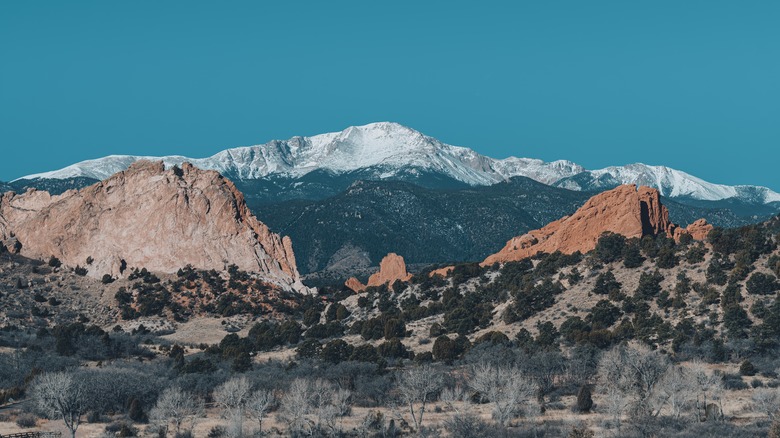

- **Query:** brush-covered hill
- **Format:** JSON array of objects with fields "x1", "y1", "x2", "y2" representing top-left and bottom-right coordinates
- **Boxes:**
[
  {"x1": 218, "y1": 213, "x2": 780, "y2": 378},
  {"x1": 155, "y1": 184, "x2": 780, "y2": 374}
]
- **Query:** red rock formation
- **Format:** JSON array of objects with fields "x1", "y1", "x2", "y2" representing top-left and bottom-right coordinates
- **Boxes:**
[
  {"x1": 675, "y1": 218, "x2": 714, "y2": 242},
  {"x1": 482, "y1": 184, "x2": 706, "y2": 266},
  {"x1": 0, "y1": 161, "x2": 312, "y2": 294},
  {"x1": 429, "y1": 266, "x2": 455, "y2": 278},
  {"x1": 345, "y1": 252, "x2": 413, "y2": 292},
  {"x1": 637, "y1": 186, "x2": 674, "y2": 236}
]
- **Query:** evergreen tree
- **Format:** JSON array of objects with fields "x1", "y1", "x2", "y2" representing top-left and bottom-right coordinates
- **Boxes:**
[
  {"x1": 595, "y1": 233, "x2": 626, "y2": 264},
  {"x1": 622, "y1": 238, "x2": 645, "y2": 268},
  {"x1": 593, "y1": 270, "x2": 622, "y2": 299},
  {"x1": 635, "y1": 271, "x2": 664, "y2": 300}
]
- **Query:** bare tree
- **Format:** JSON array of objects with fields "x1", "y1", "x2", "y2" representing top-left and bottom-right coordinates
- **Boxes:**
[
  {"x1": 279, "y1": 378, "x2": 314, "y2": 436},
  {"x1": 753, "y1": 388, "x2": 780, "y2": 419},
  {"x1": 688, "y1": 360, "x2": 724, "y2": 421},
  {"x1": 308, "y1": 378, "x2": 335, "y2": 431},
  {"x1": 331, "y1": 388, "x2": 353, "y2": 433},
  {"x1": 652, "y1": 366, "x2": 696, "y2": 418},
  {"x1": 271, "y1": 379, "x2": 347, "y2": 436},
  {"x1": 597, "y1": 344, "x2": 669, "y2": 425},
  {"x1": 603, "y1": 385, "x2": 632, "y2": 428},
  {"x1": 597, "y1": 347, "x2": 634, "y2": 427},
  {"x1": 396, "y1": 365, "x2": 444, "y2": 433},
  {"x1": 149, "y1": 386, "x2": 203, "y2": 436},
  {"x1": 214, "y1": 377, "x2": 254, "y2": 438},
  {"x1": 469, "y1": 362, "x2": 536, "y2": 425},
  {"x1": 333, "y1": 388, "x2": 352, "y2": 416},
  {"x1": 247, "y1": 388, "x2": 274, "y2": 432},
  {"x1": 31, "y1": 372, "x2": 88, "y2": 438}
]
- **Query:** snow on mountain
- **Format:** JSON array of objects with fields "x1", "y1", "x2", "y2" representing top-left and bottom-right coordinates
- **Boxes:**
[
  {"x1": 16, "y1": 123, "x2": 581, "y2": 186},
  {"x1": 16, "y1": 122, "x2": 780, "y2": 204},
  {"x1": 554, "y1": 163, "x2": 780, "y2": 204},
  {"x1": 493, "y1": 157, "x2": 585, "y2": 185}
]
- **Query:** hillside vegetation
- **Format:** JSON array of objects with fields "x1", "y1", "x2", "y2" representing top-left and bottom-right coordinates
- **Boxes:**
[{"x1": 2, "y1": 215, "x2": 780, "y2": 436}]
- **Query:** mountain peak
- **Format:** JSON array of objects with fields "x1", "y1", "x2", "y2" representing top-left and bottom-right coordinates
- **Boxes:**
[{"x1": 345, "y1": 121, "x2": 418, "y2": 134}]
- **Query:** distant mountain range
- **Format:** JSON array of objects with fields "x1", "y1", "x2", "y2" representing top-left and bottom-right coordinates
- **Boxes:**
[{"x1": 9, "y1": 122, "x2": 780, "y2": 206}]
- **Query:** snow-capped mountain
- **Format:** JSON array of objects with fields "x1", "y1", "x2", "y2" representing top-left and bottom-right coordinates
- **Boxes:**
[
  {"x1": 15, "y1": 122, "x2": 780, "y2": 204},
  {"x1": 18, "y1": 122, "x2": 582, "y2": 186}
]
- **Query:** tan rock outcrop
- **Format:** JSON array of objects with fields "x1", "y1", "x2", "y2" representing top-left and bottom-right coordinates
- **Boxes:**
[
  {"x1": 0, "y1": 160, "x2": 312, "y2": 294},
  {"x1": 368, "y1": 253, "x2": 413, "y2": 287},
  {"x1": 482, "y1": 184, "x2": 706, "y2": 266},
  {"x1": 344, "y1": 277, "x2": 365, "y2": 293},
  {"x1": 344, "y1": 252, "x2": 413, "y2": 292}
]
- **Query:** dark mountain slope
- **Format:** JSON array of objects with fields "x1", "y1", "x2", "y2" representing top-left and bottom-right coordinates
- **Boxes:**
[
  {"x1": 235, "y1": 166, "x2": 471, "y2": 206},
  {"x1": 257, "y1": 178, "x2": 768, "y2": 276},
  {"x1": 257, "y1": 178, "x2": 589, "y2": 274},
  {"x1": 9, "y1": 177, "x2": 100, "y2": 195}
]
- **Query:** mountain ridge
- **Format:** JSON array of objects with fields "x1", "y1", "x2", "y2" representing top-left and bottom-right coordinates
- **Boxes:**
[{"x1": 13, "y1": 122, "x2": 780, "y2": 205}]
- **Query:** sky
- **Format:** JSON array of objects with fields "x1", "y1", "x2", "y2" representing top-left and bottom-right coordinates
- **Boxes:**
[{"x1": 1, "y1": 1, "x2": 779, "y2": 189}]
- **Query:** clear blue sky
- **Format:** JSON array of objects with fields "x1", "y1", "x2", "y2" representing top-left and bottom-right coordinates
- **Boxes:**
[{"x1": 2, "y1": 1, "x2": 779, "y2": 189}]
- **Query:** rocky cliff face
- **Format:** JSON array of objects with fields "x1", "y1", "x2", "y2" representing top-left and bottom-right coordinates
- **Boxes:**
[
  {"x1": 345, "y1": 253, "x2": 413, "y2": 292},
  {"x1": 0, "y1": 161, "x2": 311, "y2": 294},
  {"x1": 483, "y1": 184, "x2": 707, "y2": 266}
]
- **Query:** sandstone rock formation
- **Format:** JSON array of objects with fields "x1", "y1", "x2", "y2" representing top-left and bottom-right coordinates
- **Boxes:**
[
  {"x1": 429, "y1": 266, "x2": 454, "y2": 278},
  {"x1": 0, "y1": 161, "x2": 312, "y2": 294},
  {"x1": 482, "y1": 184, "x2": 707, "y2": 266},
  {"x1": 345, "y1": 252, "x2": 413, "y2": 292},
  {"x1": 675, "y1": 218, "x2": 714, "y2": 242},
  {"x1": 344, "y1": 277, "x2": 365, "y2": 293}
]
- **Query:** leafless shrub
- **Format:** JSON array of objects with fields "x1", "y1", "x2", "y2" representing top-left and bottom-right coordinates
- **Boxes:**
[
  {"x1": 469, "y1": 362, "x2": 536, "y2": 425},
  {"x1": 149, "y1": 387, "x2": 203, "y2": 436},
  {"x1": 597, "y1": 344, "x2": 669, "y2": 427},
  {"x1": 752, "y1": 387, "x2": 780, "y2": 419}
]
